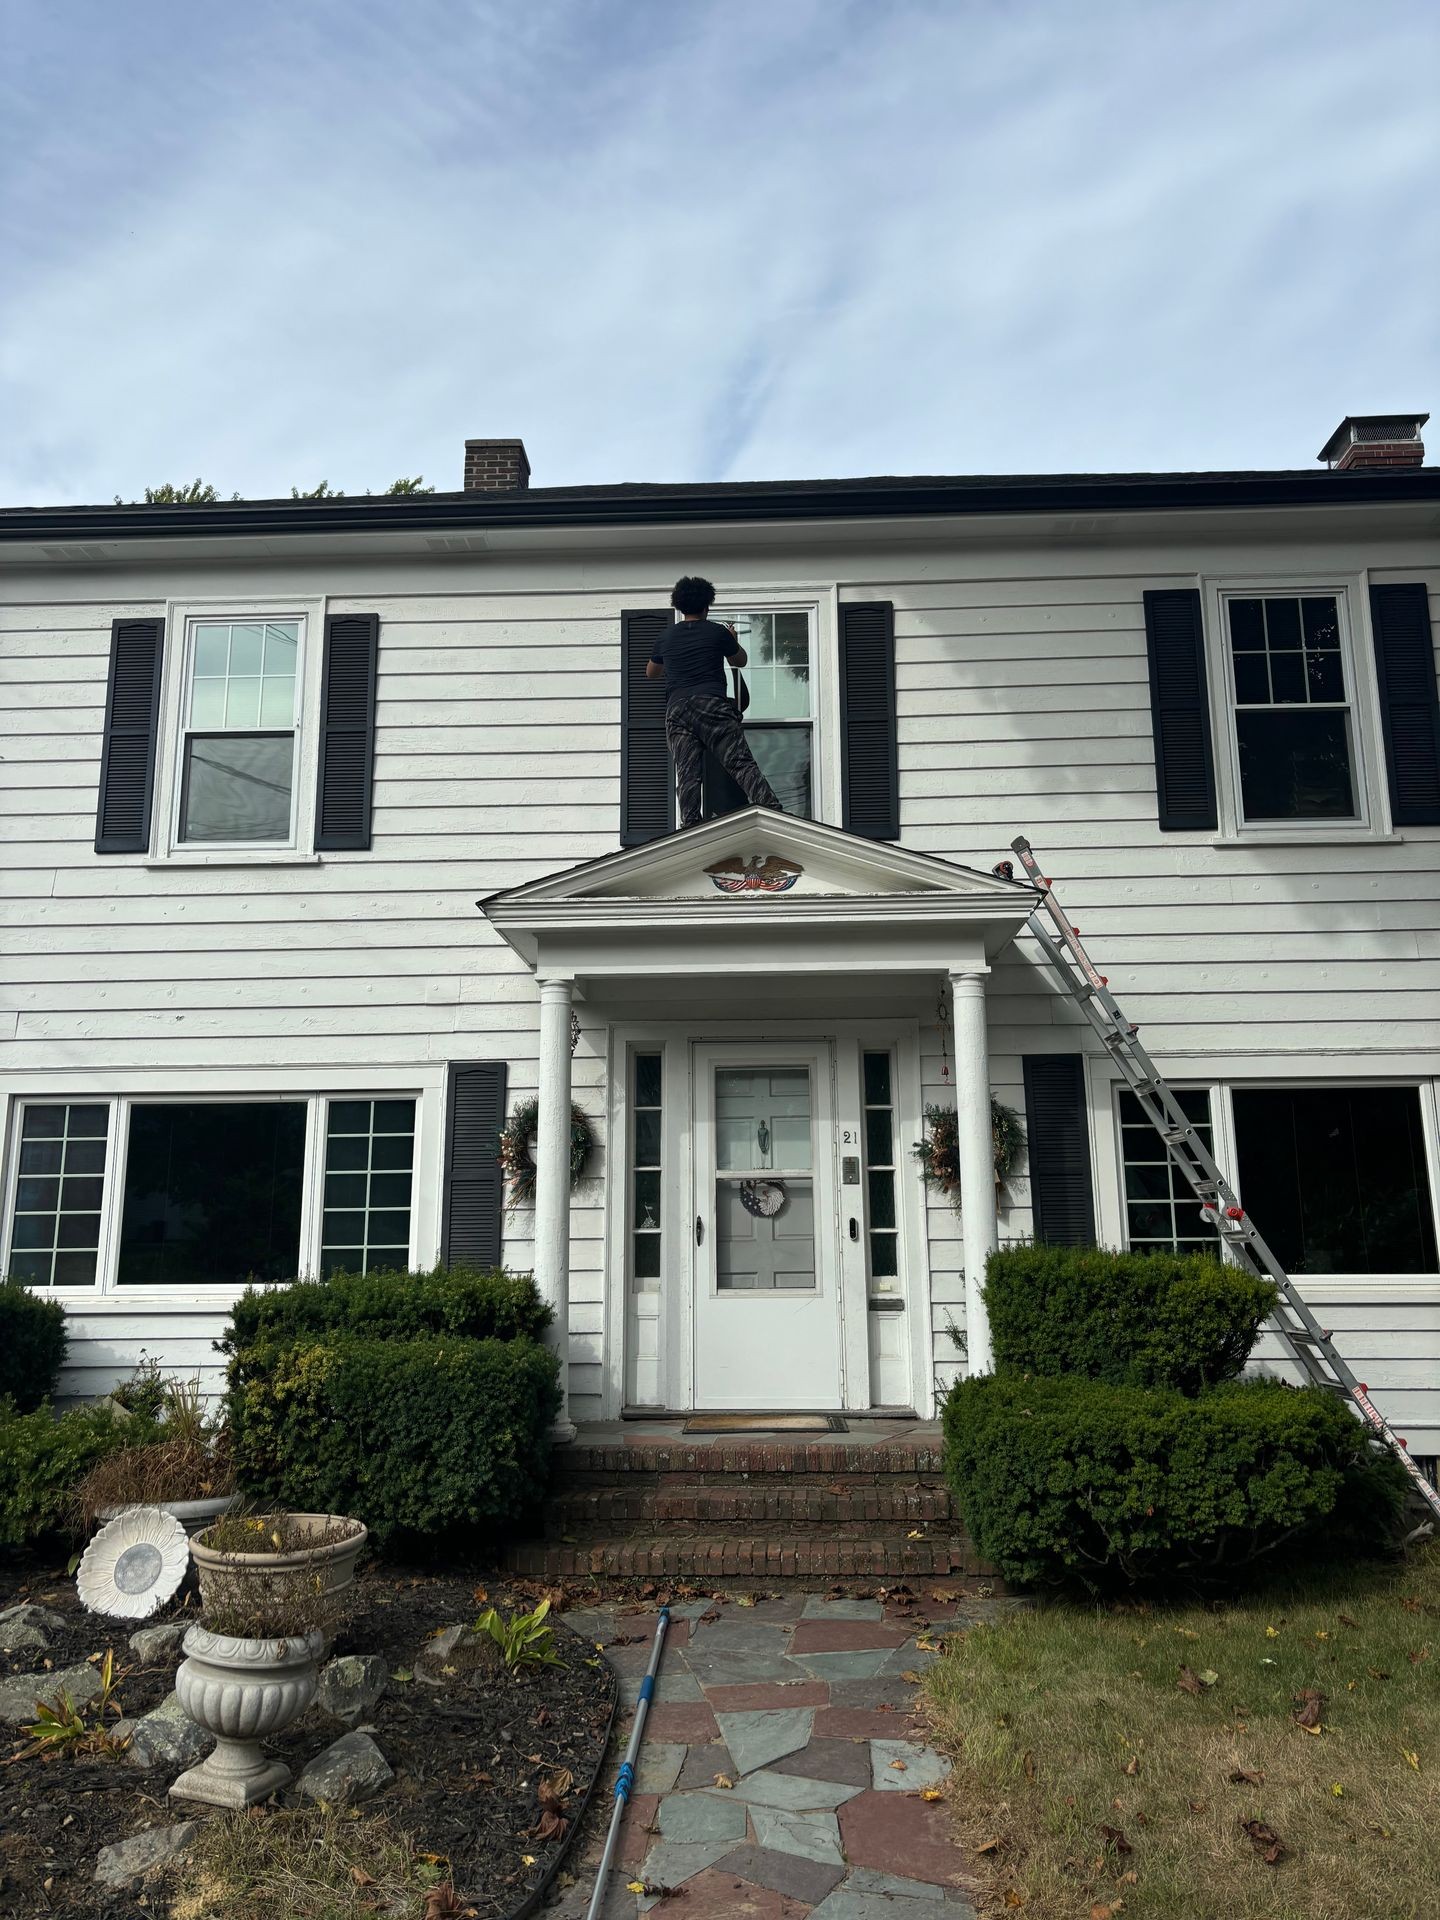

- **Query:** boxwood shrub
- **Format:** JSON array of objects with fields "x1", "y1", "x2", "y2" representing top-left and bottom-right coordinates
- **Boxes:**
[
  {"x1": 0, "y1": 1399, "x2": 160, "y2": 1548},
  {"x1": 0, "y1": 1279, "x2": 68, "y2": 1413},
  {"x1": 943, "y1": 1372, "x2": 1407, "y2": 1586},
  {"x1": 221, "y1": 1263, "x2": 551, "y2": 1358},
  {"x1": 983, "y1": 1245, "x2": 1277, "y2": 1394},
  {"x1": 227, "y1": 1330, "x2": 561, "y2": 1545}
]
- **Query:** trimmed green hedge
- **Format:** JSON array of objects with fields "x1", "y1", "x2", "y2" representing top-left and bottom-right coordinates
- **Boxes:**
[
  {"x1": 0, "y1": 1400, "x2": 160, "y2": 1549},
  {"x1": 0, "y1": 1280, "x2": 68, "y2": 1413},
  {"x1": 227, "y1": 1331, "x2": 561, "y2": 1544},
  {"x1": 221, "y1": 1263, "x2": 552, "y2": 1357},
  {"x1": 943, "y1": 1372, "x2": 1407, "y2": 1586},
  {"x1": 984, "y1": 1245, "x2": 1276, "y2": 1395}
]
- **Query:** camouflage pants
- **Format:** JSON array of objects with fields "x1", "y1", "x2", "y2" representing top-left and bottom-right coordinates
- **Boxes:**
[{"x1": 665, "y1": 692, "x2": 781, "y2": 828}]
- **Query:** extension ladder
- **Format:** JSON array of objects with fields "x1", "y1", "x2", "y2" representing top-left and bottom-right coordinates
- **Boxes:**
[{"x1": 1000, "y1": 836, "x2": 1440, "y2": 1531}]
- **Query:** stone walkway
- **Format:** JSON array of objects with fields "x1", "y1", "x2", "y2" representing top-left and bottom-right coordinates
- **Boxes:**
[{"x1": 553, "y1": 1589, "x2": 1008, "y2": 1919}]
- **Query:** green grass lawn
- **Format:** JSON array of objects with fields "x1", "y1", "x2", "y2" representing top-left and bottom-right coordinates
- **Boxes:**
[{"x1": 922, "y1": 1546, "x2": 1439, "y2": 1920}]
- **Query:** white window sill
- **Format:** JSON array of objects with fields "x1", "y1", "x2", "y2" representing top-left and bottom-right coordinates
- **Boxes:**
[
  {"x1": 1211, "y1": 831, "x2": 1403, "y2": 849},
  {"x1": 140, "y1": 853, "x2": 323, "y2": 869}
]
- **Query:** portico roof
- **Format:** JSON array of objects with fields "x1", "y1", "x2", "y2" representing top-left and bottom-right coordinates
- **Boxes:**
[{"x1": 478, "y1": 808, "x2": 1038, "y2": 978}]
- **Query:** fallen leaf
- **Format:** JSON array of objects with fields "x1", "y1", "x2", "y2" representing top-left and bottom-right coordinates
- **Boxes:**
[
  {"x1": 1198, "y1": 1669, "x2": 1220, "y2": 1688},
  {"x1": 1099, "y1": 1823, "x2": 1132, "y2": 1855},
  {"x1": 899, "y1": 1669, "x2": 922, "y2": 1684},
  {"x1": 1175, "y1": 1627, "x2": 1200, "y2": 1640},
  {"x1": 920, "y1": 1787, "x2": 945, "y2": 1802},
  {"x1": 1177, "y1": 1665, "x2": 1213, "y2": 1695},
  {"x1": 627, "y1": 1884, "x2": 646, "y2": 1896},
  {"x1": 1004, "y1": 1891, "x2": 1025, "y2": 1909},
  {"x1": 1240, "y1": 1818, "x2": 1285, "y2": 1866},
  {"x1": 1122, "y1": 1756, "x2": 1140, "y2": 1776},
  {"x1": 1022, "y1": 1750, "x2": 1037, "y2": 1783},
  {"x1": 712, "y1": 1773, "x2": 733, "y2": 1789},
  {"x1": 1228, "y1": 1768, "x2": 1264, "y2": 1786},
  {"x1": 423, "y1": 1888, "x2": 463, "y2": 1920},
  {"x1": 351, "y1": 1867, "x2": 378, "y2": 1888},
  {"x1": 1367, "y1": 1666, "x2": 1392, "y2": 1680},
  {"x1": 974, "y1": 1837, "x2": 1003, "y2": 1855},
  {"x1": 736, "y1": 1594, "x2": 756, "y2": 1608},
  {"x1": 889, "y1": 1759, "x2": 908, "y2": 1772},
  {"x1": 1187, "y1": 1799, "x2": 1206, "y2": 1814},
  {"x1": 907, "y1": 1529, "x2": 926, "y2": 1540},
  {"x1": 520, "y1": 1855, "x2": 537, "y2": 1868},
  {"x1": 1315, "y1": 1630, "x2": 1330, "y2": 1642},
  {"x1": 1290, "y1": 1688, "x2": 1325, "y2": 1729},
  {"x1": 1408, "y1": 1647, "x2": 1430, "y2": 1666},
  {"x1": 1338, "y1": 1612, "x2": 1359, "y2": 1628},
  {"x1": 1401, "y1": 1749, "x2": 1420, "y2": 1771},
  {"x1": 1265, "y1": 1626, "x2": 1280, "y2": 1638}
]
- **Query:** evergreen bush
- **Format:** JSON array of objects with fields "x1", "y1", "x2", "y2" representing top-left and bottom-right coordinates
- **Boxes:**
[
  {"x1": 226, "y1": 1331, "x2": 560, "y2": 1544},
  {"x1": 221, "y1": 1263, "x2": 552, "y2": 1357},
  {"x1": 0, "y1": 1400, "x2": 160, "y2": 1548},
  {"x1": 943, "y1": 1372, "x2": 1407, "y2": 1586},
  {"x1": 0, "y1": 1279, "x2": 68, "y2": 1412},
  {"x1": 984, "y1": 1245, "x2": 1276, "y2": 1394}
]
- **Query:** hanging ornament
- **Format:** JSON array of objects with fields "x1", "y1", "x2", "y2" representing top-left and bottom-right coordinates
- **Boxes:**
[
  {"x1": 936, "y1": 986, "x2": 952, "y2": 1082},
  {"x1": 740, "y1": 1180, "x2": 786, "y2": 1218}
]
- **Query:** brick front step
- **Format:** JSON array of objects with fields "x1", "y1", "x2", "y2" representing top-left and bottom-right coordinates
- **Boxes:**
[
  {"x1": 542, "y1": 1481, "x2": 955, "y2": 1532},
  {"x1": 504, "y1": 1529, "x2": 984, "y2": 1580},
  {"x1": 559, "y1": 1439, "x2": 945, "y2": 1476}
]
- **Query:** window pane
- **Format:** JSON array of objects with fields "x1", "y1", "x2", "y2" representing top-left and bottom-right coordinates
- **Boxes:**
[
  {"x1": 635, "y1": 1108, "x2": 662, "y2": 1166},
  {"x1": 1268, "y1": 651, "x2": 1305, "y2": 704},
  {"x1": 260, "y1": 677, "x2": 296, "y2": 728},
  {"x1": 865, "y1": 1108, "x2": 893, "y2": 1167},
  {"x1": 1306, "y1": 652, "x2": 1344, "y2": 701},
  {"x1": 16, "y1": 1176, "x2": 60, "y2": 1212},
  {"x1": 263, "y1": 623, "x2": 299, "y2": 672},
  {"x1": 1228, "y1": 599, "x2": 1264, "y2": 650},
  {"x1": 634, "y1": 1053, "x2": 662, "y2": 1108},
  {"x1": 1263, "y1": 598, "x2": 1301, "y2": 651},
  {"x1": 52, "y1": 1251, "x2": 98, "y2": 1286},
  {"x1": 67, "y1": 1106, "x2": 109, "y2": 1137},
  {"x1": 180, "y1": 734, "x2": 295, "y2": 843},
  {"x1": 1119, "y1": 1089, "x2": 1216, "y2": 1255},
  {"x1": 228, "y1": 624, "x2": 264, "y2": 675},
  {"x1": 118, "y1": 1102, "x2": 305, "y2": 1286},
  {"x1": 19, "y1": 1139, "x2": 63, "y2": 1176},
  {"x1": 190, "y1": 678, "x2": 227, "y2": 727},
  {"x1": 634, "y1": 1170, "x2": 661, "y2": 1230},
  {"x1": 320, "y1": 1098, "x2": 416, "y2": 1277},
  {"x1": 224, "y1": 677, "x2": 262, "y2": 728},
  {"x1": 9, "y1": 1103, "x2": 110, "y2": 1286},
  {"x1": 193, "y1": 624, "x2": 230, "y2": 676},
  {"x1": 869, "y1": 1231, "x2": 898, "y2": 1277},
  {"x1": 867, "y1": 1170, "x2": 896, "y2": 1231},
  {"x1": 23, "y1": 1106, "x2": 66, "y2": 1139},
  {"x1": 633, "y1": 1233, "x2": 661, "y2": 1280},
  {"x1": 863, "y1": 1052, "x2": 892, "y2": 1107},
  {"x1": 747, "y1": 727, "x2": 811, "y2": 818},
  {"x1": 1233, "y1": 1087, "x2": 1438, "y2": 1275},
  {"x1": 1236, "y1": 710, "x2": 1356, "y2": 820},
  {"x1": 744, "y1": 612, "x2": 811, "y2": 720},
  {"x1": 1232, "y1": 654, "x2": 1269, "y2": 705}
]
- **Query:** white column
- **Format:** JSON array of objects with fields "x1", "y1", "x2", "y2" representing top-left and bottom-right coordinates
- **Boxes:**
[
  {"x1": 951, "y1": 968, "x2": 997, "y2": 1376},
  {"x1": 536, "y1": 976, "x2": 577, "y2": 1441}
]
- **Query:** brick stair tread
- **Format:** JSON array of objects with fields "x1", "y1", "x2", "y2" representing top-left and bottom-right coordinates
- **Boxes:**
[
  {"x1": 503, "y1": 1532, "x2": 985, "y2": 1579},
  {"x1": 559, "y1": 1443, "x2": 944, "y2": 1475},
  {"x1": 542, "y1": 1493, "x2": 955, "y2": 1532}
]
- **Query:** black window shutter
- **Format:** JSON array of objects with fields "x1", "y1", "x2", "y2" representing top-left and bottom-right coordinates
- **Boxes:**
[
  {"x1": 94, "y1": 617, "x2": 165, "y2": 854},
  {"x1": 314, "y1": 613, "x2": 379, "y2": 851},
  {"x1": 1369, "y1": 583, "x2": 1440, "y2": 826},
  {"x1": 620, "y1": 608, "x2": 675, "y2": 845},
  {"x1": 839, "y1": 601, "x2": 899, "y2": 840},
  {"x1": 1142, "y1": 589, "x2": 1217, "y2": 831},
  {"x1": 441, "y1": 1061, "x2": 508, "y2": 1267},
  {"x1": 1022, "y1": 1054, "x2": 1096, "y2": 1246}
]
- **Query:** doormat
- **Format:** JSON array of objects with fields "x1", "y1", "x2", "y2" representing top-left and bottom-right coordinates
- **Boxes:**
[{"x1": 682, "y1": 1414, "x2": 848, "y2": 1434}]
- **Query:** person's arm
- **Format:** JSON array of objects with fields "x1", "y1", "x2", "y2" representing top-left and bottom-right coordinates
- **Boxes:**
[
  {"x1": 723, "y1": 622, "x2": 747, "y2": 668},
  {"x1": 646, "y1": 658, "x2": 665, "y2": 680}
]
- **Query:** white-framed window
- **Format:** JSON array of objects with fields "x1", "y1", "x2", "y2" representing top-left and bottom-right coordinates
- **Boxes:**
[
  {"x1": 1, "y1": 1092, "x2": 419, "y2": 1294},
  {"x1": 630, "y1": 1052, "x2": 663, "y2": 1292},
  {"x1": 705, "y1": 604, "x2": 816, "y2": 819},
  {"x1": 1118, "y1": 1088, "x2": 1219, "y2": 1256},
  {"x1": 148, "y1": 598, "x2": 325, "y2": 862},
  {"x1": 861, "y1": 1049, "x2": 900, "y2": 1281}
]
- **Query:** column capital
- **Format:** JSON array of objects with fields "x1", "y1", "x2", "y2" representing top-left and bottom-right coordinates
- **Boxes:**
[
  {"x1": 537, "y1": 975, "x2": 575, "y2": 1001},
  {"x1": 948, "y1": 964, "x2": 990, "y2": 989}
]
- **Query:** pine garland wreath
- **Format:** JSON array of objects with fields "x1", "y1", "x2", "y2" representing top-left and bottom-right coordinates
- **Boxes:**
[
  {"x1": 913, "y1": 1097, "x2": 1025, "y2": 1203},
  {"x1": 499, "y1": 1095, "x2": 594, "y2": 1206}
]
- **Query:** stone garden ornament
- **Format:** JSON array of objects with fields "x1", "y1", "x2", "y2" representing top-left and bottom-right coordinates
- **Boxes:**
[{"x1": 76, "y1": 1506, "x2": 189, "y2": 1620}]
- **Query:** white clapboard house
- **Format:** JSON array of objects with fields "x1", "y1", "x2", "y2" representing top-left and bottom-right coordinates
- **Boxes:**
[{"x1": 2, "y1": 417, "x2": 1438, "y2": 1461}]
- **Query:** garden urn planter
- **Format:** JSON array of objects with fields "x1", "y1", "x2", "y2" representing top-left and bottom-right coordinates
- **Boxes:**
[
  {"x1": 98, "y1": 1493, "x2": 238, "y2": 1533},
  {"x1": 170, "y1": 1624, "x2": 324, "y2": 1807},
  {"x1": 189, "y1": 1512, "x2": 367, "y2": 1615}
]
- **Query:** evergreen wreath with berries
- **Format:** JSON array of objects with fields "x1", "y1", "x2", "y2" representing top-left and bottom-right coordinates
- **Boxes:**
[
  {"x1": 498, "y1": 1096, "x2": 595, "y2": 1207},
  {"x1": 914, "y1": 1097, "x2": 1025, "y2": 1203}
]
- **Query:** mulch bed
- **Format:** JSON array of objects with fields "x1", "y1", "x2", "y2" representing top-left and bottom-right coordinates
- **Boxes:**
[{"x1": 1, "y1": 1554, "x2": 617, "y2": 1920}]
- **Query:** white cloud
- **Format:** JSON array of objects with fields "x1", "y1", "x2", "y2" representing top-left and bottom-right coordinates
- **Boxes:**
[{"x1": 0, "y1": 0, "x2": 1436, "y2": 504}]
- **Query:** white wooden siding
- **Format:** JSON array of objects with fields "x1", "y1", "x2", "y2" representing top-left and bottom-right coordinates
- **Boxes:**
[{"x1": 2, "y1": 535, "x2": 1436, "y2": 1440}]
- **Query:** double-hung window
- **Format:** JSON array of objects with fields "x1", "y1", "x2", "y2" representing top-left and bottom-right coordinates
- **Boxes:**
[
  {"x1": 178, "y1": 617, "x2": 302, "y2": 844},
  {"x1": 1223, "y1": 592, "x2": 1361, "y2": 824},
  {"x1": 704, "y1": 608, "x2": 814, "y2": 819}
]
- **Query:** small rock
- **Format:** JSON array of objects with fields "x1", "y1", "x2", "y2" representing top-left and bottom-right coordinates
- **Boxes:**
[
  {"x1": 94, "y1": 1821, "x2": 197, "y2": 1891},
  {"x1": 0, "y1": 1602, "x2": 69, "y2": 1652},
  {"x1": 129, "y1": 1621, "x2": 188, "y2": 1665},
  {"x1": 317, "y1": 1653, "x2": 389, "y2": 1727},
  {"x1": 297, "y1": 1730, "x2": 393, "y2": 1806},
  {"x1": 122, "y1": 1692, "x2": 211, "y2": 1770},
  {"x1": 0, "y1": 1662, "x2": 103, "y2": 1726}
]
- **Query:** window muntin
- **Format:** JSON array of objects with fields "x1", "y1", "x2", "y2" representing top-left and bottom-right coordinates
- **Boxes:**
[
  {"x1": 862, "y1": 1051, "x2": 899, "y2": 1280},
  {"x1": 7, "y1": 1104, "x2": 109, "y2": 1287},
  {"x1": 117, "y1": 1102, "x2": 307, "y2": 1287},
  {"x1": 631, "y1": 1053, "x2": 663, "y2": 1290},
  {"x1": 320, "y1": 1099, "x2": 416, "y2": 1276},
  {"x1": 1119, "y1": 1090, "x2": 1218, "y2": 1255},
  {"x1": 704, "y1": 608, "x2": 813, "y2": 819},
  {"x1": 1232, "y1": 1086, "x2": 1438, "y2": 1275},
  {"x1": 1225, "y1": 594, "x2": 1358, "y2": 822},
  {"x1": 178, "y1": 619, "x2": 300, "y2": 844}
]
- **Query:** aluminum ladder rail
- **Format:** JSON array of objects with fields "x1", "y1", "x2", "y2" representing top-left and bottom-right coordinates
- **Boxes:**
[{"x1": 1003, "y1": 835, "x2": 1440, "y2": 1530}]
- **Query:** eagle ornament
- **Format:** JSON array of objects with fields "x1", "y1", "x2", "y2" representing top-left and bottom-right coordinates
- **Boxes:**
[{"x1": 705, "y1": 854, "x2": 803, "y2": 894}]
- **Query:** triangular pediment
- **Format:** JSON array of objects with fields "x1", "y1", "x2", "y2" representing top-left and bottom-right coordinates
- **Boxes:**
[{"x1": 481, "y1": 808, "x2": 1031, "y2": 907}]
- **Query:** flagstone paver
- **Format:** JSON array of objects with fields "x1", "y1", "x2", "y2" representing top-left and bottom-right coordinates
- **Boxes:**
[{"x1": 562, "y1": 1586, "x2": 996, "y2": 1917}]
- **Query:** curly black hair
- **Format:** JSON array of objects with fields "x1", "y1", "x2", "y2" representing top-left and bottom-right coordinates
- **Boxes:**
[{"x1": 670, "y1": 576, "x2": 716, "y2": 617}]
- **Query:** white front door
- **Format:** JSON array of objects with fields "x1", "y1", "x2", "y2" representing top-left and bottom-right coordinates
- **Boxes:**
[{"x1": 691, "y1": 1041, "x2": 843, "y2": 1409}]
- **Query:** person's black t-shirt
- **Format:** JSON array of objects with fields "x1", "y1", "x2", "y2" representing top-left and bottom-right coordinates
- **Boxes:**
[{"x1": 650, "y1": 619, "x2": 737, "y2": 704}]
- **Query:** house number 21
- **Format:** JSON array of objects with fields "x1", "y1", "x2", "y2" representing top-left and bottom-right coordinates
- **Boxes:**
[{"x1": 841, "y1": 1130, "x2": 857, "y2": 1143}]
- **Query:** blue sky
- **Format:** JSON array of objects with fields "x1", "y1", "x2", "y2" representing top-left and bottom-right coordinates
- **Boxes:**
[{"x1": 1, "y1": 0, "x2": 1436, "y2": 503}]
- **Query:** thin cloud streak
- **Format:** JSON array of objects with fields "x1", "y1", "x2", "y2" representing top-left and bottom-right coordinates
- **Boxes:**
[{"x1": 0, "y1": 0, "x2": 1436, "y2": 505}]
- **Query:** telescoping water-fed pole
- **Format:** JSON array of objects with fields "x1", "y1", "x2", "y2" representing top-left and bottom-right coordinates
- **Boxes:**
[{"x1": 584, "y1": 1606, "x2": 671, "y2": 1920}]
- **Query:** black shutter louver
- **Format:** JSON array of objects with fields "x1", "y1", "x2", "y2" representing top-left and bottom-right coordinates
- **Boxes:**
[
  {"x1": 441, "y1": 1061, "x2": 508, "y2": 1267},
  {"x1": 838, "y1": 600, "x2": 899, "y2": 840},
  {"x1": 1022, "y1": 1054, "x2": 1096, "y2": 1246},
  {"x1": 620, "y1": 607, "x2": 675, "y2": 845},
  {"x1": 1369, "y1": 583, "x2": 1440, "y2": 826},
  {"x1": 94, "y1": 617, "x2": 165, "y2": 854},
  {"x1": 1142, "y1": 588, "x2": 1218, "y2": 832},
  {"x1": 314, "y1": 612, "x2": 379, "y2": 851}
]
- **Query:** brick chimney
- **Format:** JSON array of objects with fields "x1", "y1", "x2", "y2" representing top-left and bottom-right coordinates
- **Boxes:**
[
  {"x1": 1318, "y1": 413, "x2": 1427, "y2": 471},
  {"x1": 463, "y1": 438, "x2": 531, "y2": 492}
]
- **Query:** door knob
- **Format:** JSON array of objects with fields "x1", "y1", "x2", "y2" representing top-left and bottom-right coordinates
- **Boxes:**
[
  {"x1": 849, "y1": 1218, "x2": 859, "y2": 1242},
  {"x1": 695, "y1": 1215, "x2": 705, "y2": 1246}
]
